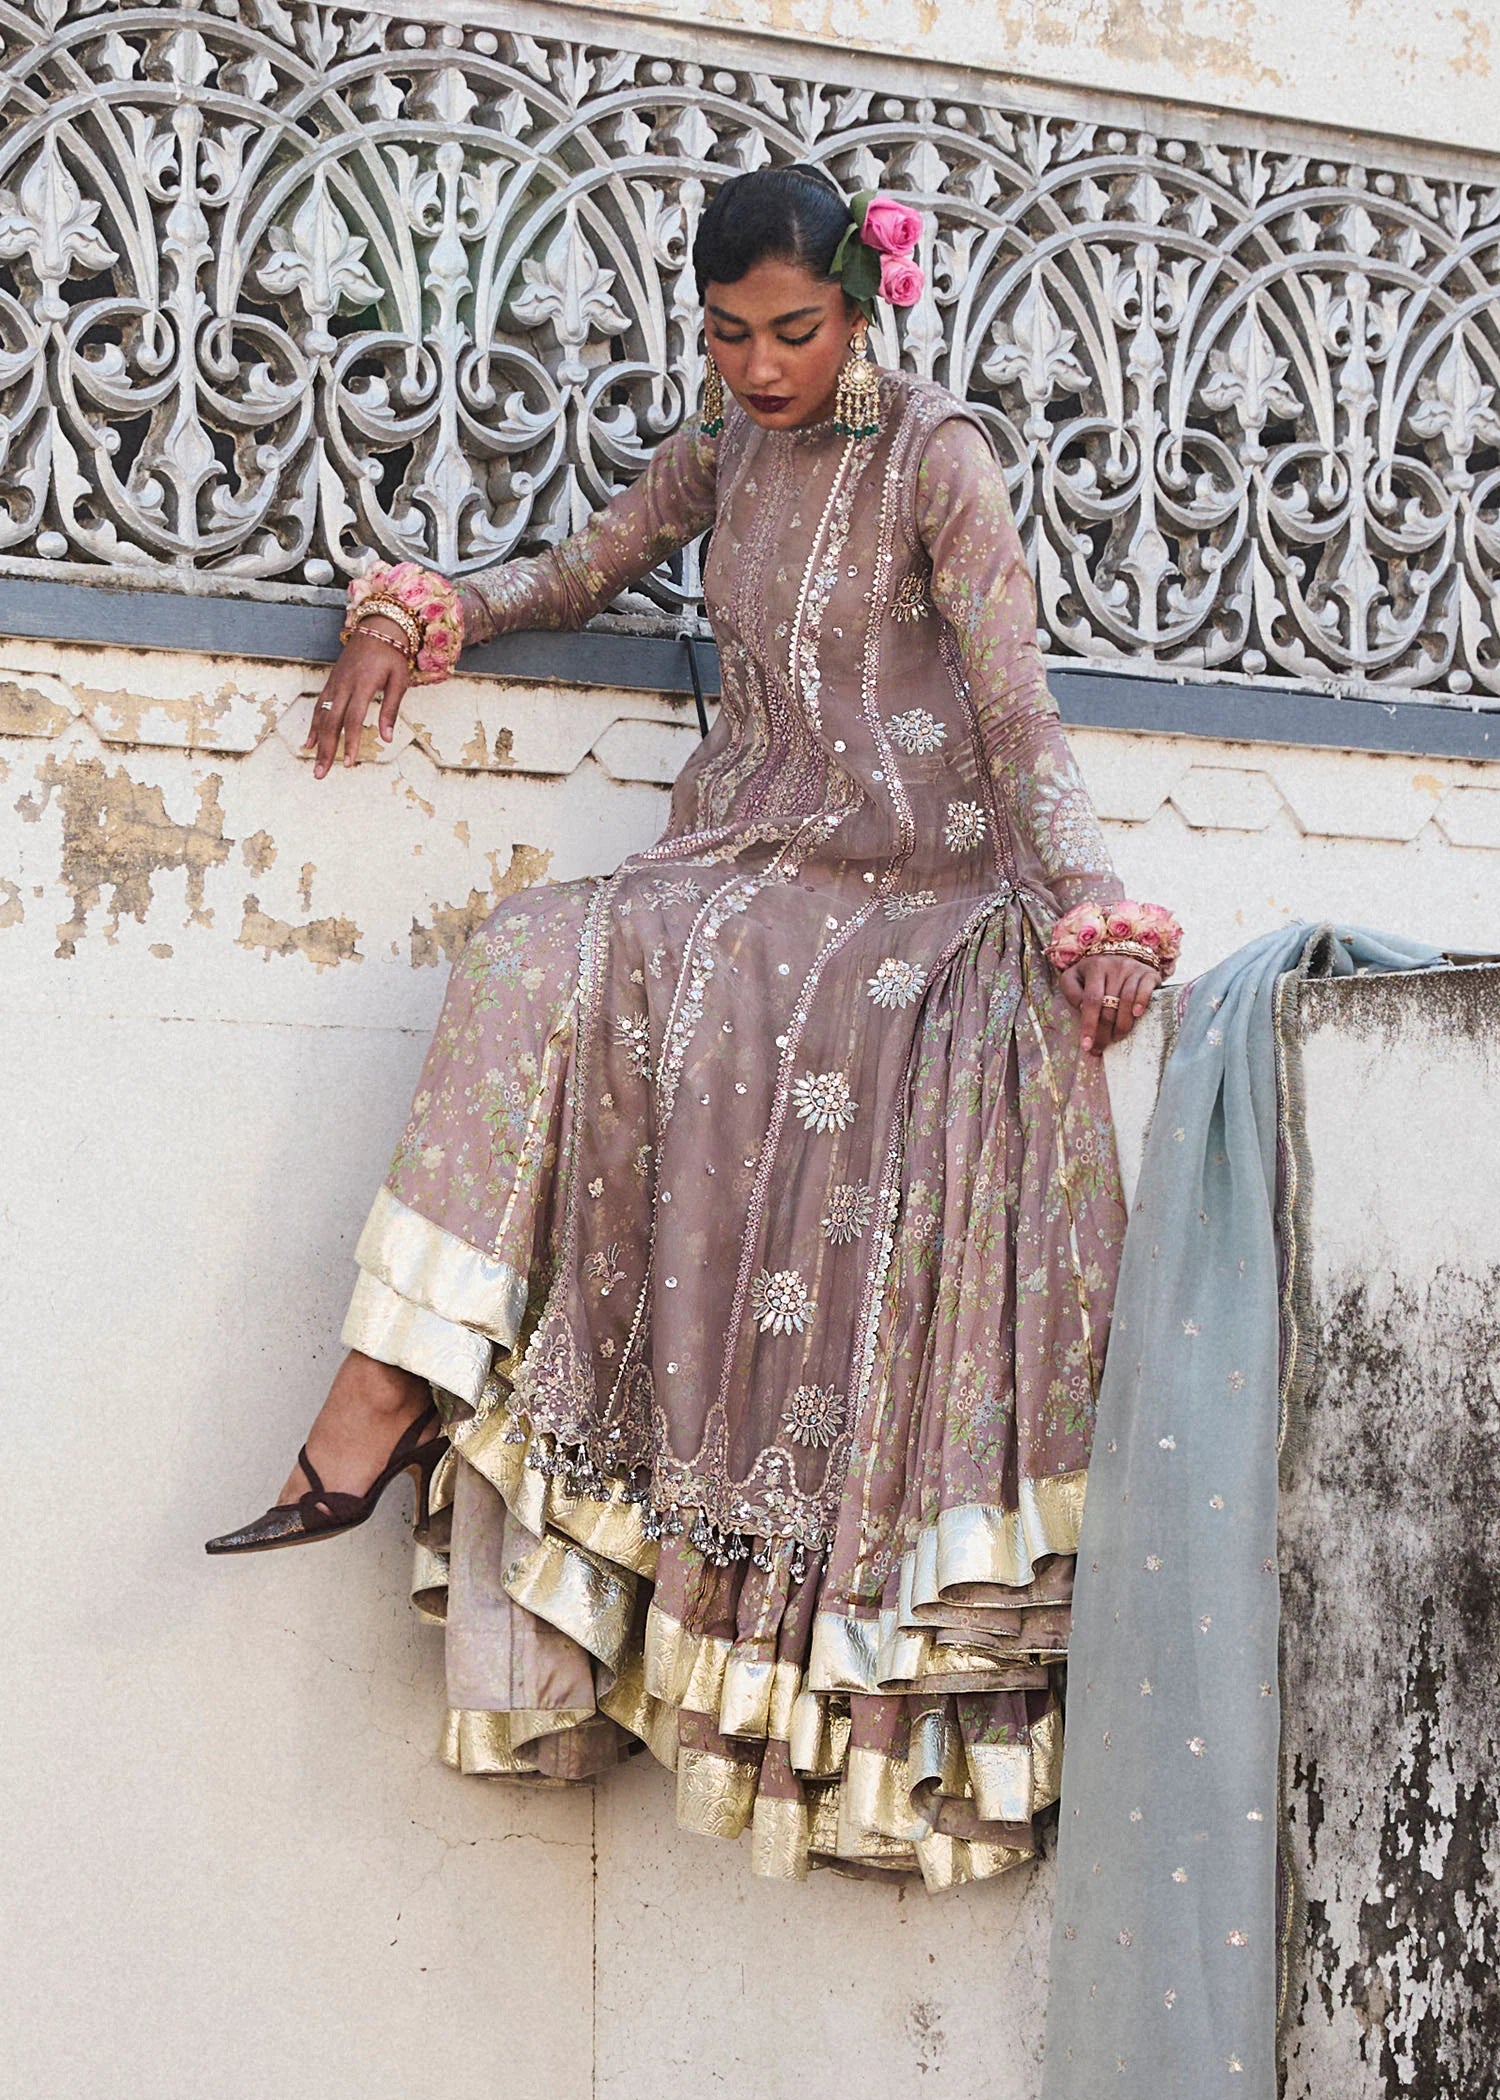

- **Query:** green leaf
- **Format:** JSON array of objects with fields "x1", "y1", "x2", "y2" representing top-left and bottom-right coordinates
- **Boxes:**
[
  {"x1": 849, "y1": 186, "x2": 876, "y2": 233},
  {"x1": 840, "y1": 242, "x2": 880, "y2": 307}
]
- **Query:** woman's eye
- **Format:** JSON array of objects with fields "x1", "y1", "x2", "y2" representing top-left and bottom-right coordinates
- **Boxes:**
[{"x1": 781, "y1": 330, "x2": 818, "y2": 346}]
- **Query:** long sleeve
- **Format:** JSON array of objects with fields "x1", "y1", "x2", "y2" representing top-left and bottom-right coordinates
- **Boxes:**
[
  {"x1": 918, "y1": 416, "x2": 1122, "y2": 915},
  {"x1": 455, "y1": 417, "x2": 721, "y2": 647}
]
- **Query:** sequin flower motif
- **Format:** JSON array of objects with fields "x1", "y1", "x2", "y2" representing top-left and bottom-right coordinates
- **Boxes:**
[
  {"x1": 784, "y1": 1384, "x2": 844, "y2": 1448},
  {"x1": 865, "y1": 958, "x2": 925, "y2": 1008},
  {"x1": 611, "y1": 1012, "x2": 653, "y2": 1078},
  {"x1": 883, "y1": 890, "x2": 937, "y2": 920},
  {"x1": 750, "y1": 1268, "x2": 814, "y2": 1335},
  {"x1": 821, "y1": 1182, "x2": 874, "y2": 1245},
  {"x1": 886, "y1": 708, "x2": 947, "y2": 754},
  {"x1": 791, "y1": 1069, "x2": 858, "y2": 1133},
  {"x1": 943, "y1": 800, "x2": 987, "y2": 852}
]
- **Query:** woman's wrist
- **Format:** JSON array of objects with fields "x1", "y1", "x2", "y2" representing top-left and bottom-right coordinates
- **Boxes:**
[
  {"x1": 1047, "y1": 899, "x2": 1183, "y2": 979},
  {"x1": 342, "y1": 562, "x2": 465, "y2": 685}
]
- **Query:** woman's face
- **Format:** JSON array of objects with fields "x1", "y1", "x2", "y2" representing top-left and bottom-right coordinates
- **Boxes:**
[{"x1": 703, "y1": 258, "x2": 862, "y2": 430}]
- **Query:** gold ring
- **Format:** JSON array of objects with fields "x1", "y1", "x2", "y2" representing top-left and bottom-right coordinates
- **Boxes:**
[
  {"x1": 1101, "y1": 994, "x2": 1120, "y2": 1008},
  {"x1": 318, "y1": 700, "x2": 334, "y2": 710}
]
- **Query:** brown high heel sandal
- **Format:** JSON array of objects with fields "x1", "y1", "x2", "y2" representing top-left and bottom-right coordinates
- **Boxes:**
[{"x1": 204, "y1": 1401, "x2": 447, "y2": 1555}]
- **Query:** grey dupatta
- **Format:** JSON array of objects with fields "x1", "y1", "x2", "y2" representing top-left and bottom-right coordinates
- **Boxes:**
[{"x1": 1043, "y1": 924, "x2": 1443, "y2": 2099}]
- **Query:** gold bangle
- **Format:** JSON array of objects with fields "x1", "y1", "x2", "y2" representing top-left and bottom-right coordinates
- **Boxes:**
[
  {"x1": 353, "y1": 597, "x2": 421, "y2": 662},
  {"x1": 1098, "y1": 939, "x2": 1162, "y2": 970}
]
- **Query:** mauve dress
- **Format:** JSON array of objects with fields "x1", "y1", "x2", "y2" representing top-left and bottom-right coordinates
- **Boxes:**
[{"x1": 342, "y1": 368, "x2": 1128, "y2": 1888}]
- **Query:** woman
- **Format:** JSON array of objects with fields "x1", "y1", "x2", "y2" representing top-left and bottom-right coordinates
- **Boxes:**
[{"x1": 208, "y1": 167, "x2": 1180, "y2": 1890}]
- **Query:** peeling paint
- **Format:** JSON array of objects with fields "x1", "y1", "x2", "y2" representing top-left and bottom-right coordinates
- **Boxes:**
[
  {"x1": 458, "y1": 720, "x2": 515, "y2": 769},
  {"x1": 241, "y1": 830, "x2": 277, "y2": 874},
  {"x1": 408, "y1": 842, "x2": 553, "y2": 967},
  {"x1": 0, "y1": 876, "x2": 22, "y2": 929},
  {"x1": 76, "y1": 679, "x2": 281, "y2": 754},
  {"x1": 298, "y1": 862, "x2": 316, "y2": 911},
  {"x1": 14, "y1": 754, "x2": 230, "y2": 958},
  {"x1": 236, "y1": 896, "x2": 363, "y2": 971},
  {"x1": 0, "y1": 677, "x2": 75, "y2": 739}
]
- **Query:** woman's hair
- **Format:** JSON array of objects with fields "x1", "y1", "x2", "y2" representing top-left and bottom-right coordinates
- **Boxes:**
[{"x1": 692, "y1": 166, "x2": 852, "y2": 297}]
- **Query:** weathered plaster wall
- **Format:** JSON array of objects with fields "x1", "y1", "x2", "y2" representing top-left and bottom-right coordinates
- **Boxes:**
[
  {"x1": 1280, "y1": 969, "x2": 1500, "y2": 2099},
  {"x1": 3, "y1": 646, "x2": 1497, "y2": 2097},
  {"x1": 418, "y1": 0, "x2": 1500, "y2": 158}
]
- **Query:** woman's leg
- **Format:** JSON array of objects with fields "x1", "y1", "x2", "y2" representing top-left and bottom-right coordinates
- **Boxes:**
[{"x1": 275, "y1": 1349, "x2": 437, "y2": 1504}]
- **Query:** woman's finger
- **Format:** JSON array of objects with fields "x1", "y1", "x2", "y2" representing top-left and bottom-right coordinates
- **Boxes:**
[
  {"x1": 341, "y1": 686, "x2": 375, "y2": 768},
  {"x1": 377, "y1": 660, "x2": 410, "y2": 743},
  {"x1": 1078, "y1": 960, "x2": 1107, "y2": 1054},
  {"x1": 303, "y1": 673, "x2": 337, "y2": 753},
  {"x1": 311, "y1": 686, "x2": 347, "y2": 778},
  {"x1": 1109, "y1": 965, "x2": 1159, "y2": 1044}
]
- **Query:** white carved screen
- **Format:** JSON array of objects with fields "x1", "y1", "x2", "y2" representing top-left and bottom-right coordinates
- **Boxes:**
[{"x1": 0, "y1": 0, "x2": 1495, "y2": 702}]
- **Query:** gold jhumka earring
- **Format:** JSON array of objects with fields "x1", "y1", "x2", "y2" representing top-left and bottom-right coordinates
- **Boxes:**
[
  {"x1": 701, "y1": 351, "x2": 725, "y2": 437},
  {"x1": 832, "y1": 329, "x2": 880, "y2": 439}
]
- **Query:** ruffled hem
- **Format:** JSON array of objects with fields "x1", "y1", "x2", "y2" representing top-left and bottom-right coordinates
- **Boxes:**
[{"x1": 408, "y1": 1391, "x2": 1068, "y2": 1889}]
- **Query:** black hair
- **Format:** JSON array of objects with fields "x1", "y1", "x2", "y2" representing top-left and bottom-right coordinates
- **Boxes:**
[{"x1": 692, "y1": 165, "x2": 852, "y2": 298}]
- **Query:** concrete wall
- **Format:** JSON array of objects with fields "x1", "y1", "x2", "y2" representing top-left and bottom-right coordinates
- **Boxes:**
[
  {"x1": 433, "y1": 0, "x2": 1500, "y2": 156},
  {"x1": 2, "y1": 627, "x2": 1497, "y2": 2097}
]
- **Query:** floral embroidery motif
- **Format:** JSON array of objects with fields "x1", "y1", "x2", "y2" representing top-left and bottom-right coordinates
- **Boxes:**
[
  {"x1": 583, "y1": 1244, "x2": 627, "y2": 1295},
  {"x1": 865, "y1": 957, "x2": 925, "y2": 1008},
  {"x1": 612, "y1": 1012, "x2": 653, "y2": 1078},
  {"x1": 885, "y1": 707, "x2": 946, "y2": 753},
  {"x1": 883, "y1": 890, "x2": 937, "y2": 920},
  {"x1": 784, "y1": 1384, "x2": 844, "y2": 1447},
  {"x1": 889, "y1": 568, "x2": 932, "y2": 623},
  {"x1": 750, "y1": 1268, "x2": 814, "y2": 1335},
  {"x1": 943, "y1": 800, "x2": 987, "y2": 852},
  {"x1": 639, "y1": 878, "x2": 705, "y2": 908},
  {"x1": 791, "y1": 1069, "x2": 858, "y2": 1133},
  {"x1": 821, "y1": 1182, "x2": 874, "y2": 1245}
]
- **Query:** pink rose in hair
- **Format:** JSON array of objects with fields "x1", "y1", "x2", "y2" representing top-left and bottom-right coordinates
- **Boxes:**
[
  {"x1": 861, "y1": 195, "x2": 925, "y2": 255},
  {"x1": 879, "y1": 254, "x2": 924, "y2": 307}
]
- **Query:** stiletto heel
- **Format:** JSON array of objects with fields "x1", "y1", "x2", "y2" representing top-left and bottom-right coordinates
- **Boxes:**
[{"x1": 205, "y1": 1402, "x2": 447, "y2": 1555}]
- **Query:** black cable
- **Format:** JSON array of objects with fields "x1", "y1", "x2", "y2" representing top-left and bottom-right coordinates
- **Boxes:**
[{"x1": 681, "y1": 631, "x2": 711, "y2": 739}]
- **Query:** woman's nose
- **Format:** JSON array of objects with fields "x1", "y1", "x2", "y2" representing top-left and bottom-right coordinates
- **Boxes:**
[{"x1": 743, "y1": 337, "x2": 784, "y2": 389}]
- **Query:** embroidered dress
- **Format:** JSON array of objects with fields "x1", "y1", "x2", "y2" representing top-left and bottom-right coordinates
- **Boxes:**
[{"x1": 344, "y1": 370, "x2": 1128, "y2": 1888}]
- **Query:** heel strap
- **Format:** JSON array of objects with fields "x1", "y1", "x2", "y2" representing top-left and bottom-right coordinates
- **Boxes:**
[{"x1": 388, "y1": 1400, "x2": 441, "y2": 1466}]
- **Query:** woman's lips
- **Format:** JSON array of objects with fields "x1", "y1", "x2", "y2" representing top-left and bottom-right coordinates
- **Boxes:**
[{"x1": 746, "y1": 393, "x2": 792, "y2": 412}]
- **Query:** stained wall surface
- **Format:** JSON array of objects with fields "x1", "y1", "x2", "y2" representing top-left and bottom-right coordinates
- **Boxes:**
[
  {"x1": 433, "y1": 0, "x2": 1500, "y2": 156},
  {"x1": 2, "y1": 633, "x2": 1497, "y2": 2097}
]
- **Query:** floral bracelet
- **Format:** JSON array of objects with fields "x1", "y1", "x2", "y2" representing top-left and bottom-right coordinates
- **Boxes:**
[
  {"x1": 1046, "y1": 899, "x2": 1183, "y2": 979},
  {"x1": 342, "y1": 562, "x2": 466, "y2": 686}
]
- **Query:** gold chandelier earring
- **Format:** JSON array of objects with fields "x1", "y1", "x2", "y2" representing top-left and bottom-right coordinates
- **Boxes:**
[
  {"x1": 701, "y1": 350, "x2": 726, "y2": 437},
  {"x1": 832, "y1": 329, "x2": 880, "y2": 440}
]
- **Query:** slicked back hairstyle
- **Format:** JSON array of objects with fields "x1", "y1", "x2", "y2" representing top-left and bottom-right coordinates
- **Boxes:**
[{"x1": 693, "y1": 166, "x2": 852, "y2": 298}]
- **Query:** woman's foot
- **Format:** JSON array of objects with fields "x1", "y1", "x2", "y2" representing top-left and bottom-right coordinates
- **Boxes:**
[{"x1": 276, "y1": 1350, "x2": 437, "y2": 1505}]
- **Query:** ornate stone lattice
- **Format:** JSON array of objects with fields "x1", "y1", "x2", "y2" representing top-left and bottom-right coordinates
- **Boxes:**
[{"x1": 0, "y1": 0, "x2": 1497, "y2": 700}]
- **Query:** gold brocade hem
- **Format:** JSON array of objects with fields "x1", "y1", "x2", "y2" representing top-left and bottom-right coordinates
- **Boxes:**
[
  {"x1": 405, "y1": 1386, "x2": 1074, "y2": 1889},
  {"x1": 349, "y1": 1187, "x2": 530, "y2": 1351}
]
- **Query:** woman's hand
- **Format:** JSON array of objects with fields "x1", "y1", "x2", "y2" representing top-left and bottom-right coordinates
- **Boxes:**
[
  {"x1": 302, "y1": 616, "x2": 413, "y2": 779},
  {"x1": 1058, "y1": 951, "x2": 1161, "y2": 1055}
]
